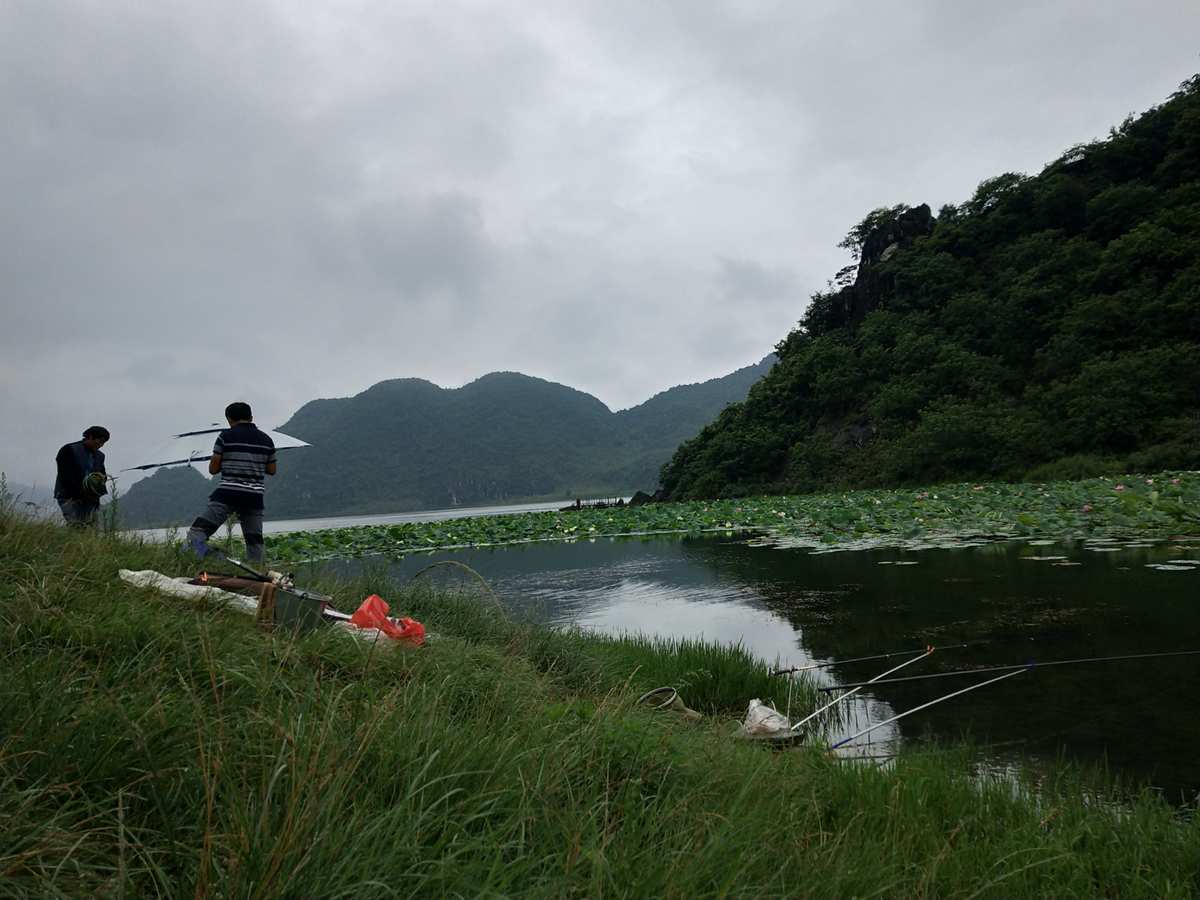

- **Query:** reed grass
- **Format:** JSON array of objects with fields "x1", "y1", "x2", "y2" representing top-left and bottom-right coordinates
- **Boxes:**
[{"x1": 2, "y1": 500, "x2": 1199, "y2": 897}]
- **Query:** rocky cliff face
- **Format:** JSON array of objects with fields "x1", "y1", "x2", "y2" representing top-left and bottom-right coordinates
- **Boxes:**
[
  {"x1": 843, "y1": 203, "x2": 934, "y2": 322},
  {"x1": 775, "y1": 203, "x2": 936, "y2": 350}
]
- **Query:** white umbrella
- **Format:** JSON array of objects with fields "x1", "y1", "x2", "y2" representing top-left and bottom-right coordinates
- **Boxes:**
[{"x1": 125, "y1": 425, "x2": 310, "y2": 471}]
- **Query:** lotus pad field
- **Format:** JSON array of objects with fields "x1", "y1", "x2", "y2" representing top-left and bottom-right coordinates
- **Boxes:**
[{"x1": 263, "y1": 471, "x2": 1200, "y2": 563}]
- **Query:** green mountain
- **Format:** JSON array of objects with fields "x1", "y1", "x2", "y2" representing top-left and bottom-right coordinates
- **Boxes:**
[
  {"x1": 117, "y1": 357, "x2": 774, "y2": 526},
  {"x1": 115, "y1": 466, "x2": 214, "y2": 529},
  {"x1": 661, "y1": 76, "x2": 1200, "y2": 500}
]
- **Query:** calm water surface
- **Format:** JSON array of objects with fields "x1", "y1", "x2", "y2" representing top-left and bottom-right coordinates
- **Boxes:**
[{"x1": 313, "y1": 533, "x2": 1200, "y2": 799}]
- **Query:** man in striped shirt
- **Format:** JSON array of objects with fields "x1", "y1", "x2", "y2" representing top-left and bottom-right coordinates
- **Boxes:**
[{"x1": 186, "y1": 401, "x2": 277, "y2": 564}]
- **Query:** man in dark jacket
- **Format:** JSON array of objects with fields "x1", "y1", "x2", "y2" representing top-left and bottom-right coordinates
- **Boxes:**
[
  {"x1": 55, "y1": 426, "x2": 110, "y2": 526},
  {"x1": 185, "y1": 402, "x2": 276, "y2": 564}
]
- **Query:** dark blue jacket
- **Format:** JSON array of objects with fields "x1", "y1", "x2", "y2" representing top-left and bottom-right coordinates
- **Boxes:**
[{"x1": 55, "y1": 441, "x2": 106, "y2": 501}]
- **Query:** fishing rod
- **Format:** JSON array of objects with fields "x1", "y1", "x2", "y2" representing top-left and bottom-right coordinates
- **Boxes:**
[
  {"x1": 173, "y1": 424, "x2": 223, "y2": 437},
  {"x1": 789, "y1": 646, "x2": 934, "y2": 733},
  {"x1": 215, "y1": 554, "x2": 271, "y2": 583},
  {"x1": 829, "y1": 667, "x2": 1029, "y2": 751},
  {"x1": 123, "y1": 445, "x2": 309, "y2": 472},
  {"x1": 819, "y1": 648, "x2": 1200, "y2": 692},
  {"x1": 124, "y1": 453, "x2": 212, "y2": 471},
  {"x1": 770, "y1": 639, "x2": 994, "y2": 676},
  {"x1": 210, "y1": 554, "x2": 334, "y2": 604}
]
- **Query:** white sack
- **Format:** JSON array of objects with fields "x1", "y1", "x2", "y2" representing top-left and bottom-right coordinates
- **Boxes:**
[{"x1": 741, "y1": 698, "x2": 791, "y2": 735}]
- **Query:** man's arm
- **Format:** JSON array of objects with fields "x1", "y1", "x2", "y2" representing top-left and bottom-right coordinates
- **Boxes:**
[
  {"x1": 56, "y1": 445, "x2": 80, "y2": 495},
  {"x1": 209, "y1": 433, "x2": 225, "y2": 474}
]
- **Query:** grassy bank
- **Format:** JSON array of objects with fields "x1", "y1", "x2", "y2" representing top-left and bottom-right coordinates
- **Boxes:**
[
  {"x1": 261, "y1": 470, "x2": 1200, "y2": 563},
  {"x1": 3, "y1": 510, "x2": 1200, "y2": 897}
]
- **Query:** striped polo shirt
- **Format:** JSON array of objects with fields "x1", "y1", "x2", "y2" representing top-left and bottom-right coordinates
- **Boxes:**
[{"x1": 209, "y1": 423, "x2": 277, "y2": 510}]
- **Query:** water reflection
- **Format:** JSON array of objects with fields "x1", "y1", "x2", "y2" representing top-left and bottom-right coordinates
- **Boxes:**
[
  {"x1": 317, "y1": 533, "x2": 1200, "y2": 799},
  {"x1": 315, "y1": 537, "x2": 907, "y2": 757}
]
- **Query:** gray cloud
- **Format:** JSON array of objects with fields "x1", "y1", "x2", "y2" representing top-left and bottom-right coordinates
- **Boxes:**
[
  {"x1": 716, "y1": 257, "x2": 797, "y2": 303},
  {"x1": 343, "y1": 192, "x2": 495, "y2": 300},
  {"x1": 2, "y1": 0, "x2": 1197, "y2": 490}
]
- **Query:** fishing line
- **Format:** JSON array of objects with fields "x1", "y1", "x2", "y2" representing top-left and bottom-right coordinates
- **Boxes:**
[
  {"x1": 819, "y1": 648, "x2": 1200, "y2": 692},
  {"x1": 408, "y1": 559, "x2": 501, "y2": 605},
  {"x1": 121, "y1": 431, "x2": 213, "y2": 472},
  {"x1": 831, "y1": 734, "x2": 1038, "y2": 761},
  {"x1": 770, "y1": 639, "x2": 993, "y2": 676},
  {"x1": 789, "y1": 646, "x2": 934, "y2": 733},
  {"x1": 829, "y1": 668, "x2": 1028, "y2": 750}
]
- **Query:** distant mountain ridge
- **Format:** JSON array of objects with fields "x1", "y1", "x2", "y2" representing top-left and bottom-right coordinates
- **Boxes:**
[{"x1": 117, "y1": 356, "x2": 775, "y2": 526}]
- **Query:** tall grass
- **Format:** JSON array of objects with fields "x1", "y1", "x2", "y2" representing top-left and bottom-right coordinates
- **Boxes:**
[
  {"x1": 291, "y1": 561, "x2": 805, "y2": 716},
  {"x1": 2, "y1": 505, "x2": 1200, "y2": 897}
]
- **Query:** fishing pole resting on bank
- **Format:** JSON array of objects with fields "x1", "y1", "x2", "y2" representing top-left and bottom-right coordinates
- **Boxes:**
[
  {"x1": 819, "y1": 648, "x2": 1200, "y2": 692},
  {"x1": 750, "y1": 643, "x2": 1200, "y2": 753}
]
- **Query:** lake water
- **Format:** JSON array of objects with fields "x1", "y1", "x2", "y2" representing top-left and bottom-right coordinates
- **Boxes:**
[{"x1": 310, "y1": 532, "x2": 1200, "y2": 800}]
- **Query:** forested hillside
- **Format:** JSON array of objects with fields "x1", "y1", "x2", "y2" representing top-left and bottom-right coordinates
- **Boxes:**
[
  {"x1": 117, "y1": 357, "x2": 773, "y2": 526},
  {"x1": 662, "y1": 76, "x2": 1200, "y2": 500}
]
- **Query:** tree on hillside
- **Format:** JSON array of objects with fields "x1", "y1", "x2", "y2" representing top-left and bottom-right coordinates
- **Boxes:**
[{"x1": 662, "y1": 75, "x2": 1200, "y2": 500}]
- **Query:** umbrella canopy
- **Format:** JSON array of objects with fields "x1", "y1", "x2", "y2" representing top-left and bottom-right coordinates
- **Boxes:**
[{"x1": 125, "y1": 426, "x2": 310, "y2": 471}]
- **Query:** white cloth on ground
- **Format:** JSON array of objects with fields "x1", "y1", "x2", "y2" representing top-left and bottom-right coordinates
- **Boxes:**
[{"x1": 117, "y1": 569, "x2": 402, "y2": 647}]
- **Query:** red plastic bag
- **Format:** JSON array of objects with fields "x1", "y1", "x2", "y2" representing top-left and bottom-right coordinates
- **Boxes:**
[{"x1": 349, "y1": 594, "x2": 426, "y2": 646}]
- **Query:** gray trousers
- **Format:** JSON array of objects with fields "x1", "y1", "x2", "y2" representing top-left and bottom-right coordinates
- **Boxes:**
[
  {"x1": 59, "y1": 498, "x2": 99, "y2": 527},
  {"x1": 187, "y1": 499, "x2": 265, "y2": 563}
]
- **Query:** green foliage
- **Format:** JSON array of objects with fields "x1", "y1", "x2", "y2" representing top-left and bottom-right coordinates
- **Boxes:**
[
  {"x1": 1022, "y1": 454, "x2": 1123, "y2": 482},
  {"x1": 965, "y1": 171, "x2": 1031, "y2": 215},
  {"x1": 5, "y1": 504, "x2": 1200, "y2": 896},
  {"x1": 116, "y1": 465, "x2": 214, "y2": 529},
  {"x1": 664, "y1": 76, "x2": 1200, "y2": 499},
  {"x1": 254, "y1": 471, "x2": 1200, "y2": 564},
  {"x1": 837, "y1": 203, "x2": 911, "y2": 260}
]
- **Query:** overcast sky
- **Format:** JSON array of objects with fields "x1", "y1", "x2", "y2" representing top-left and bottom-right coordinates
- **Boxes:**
[{"x1": 2, "y1": 0, "x2": 1197, "y2": 489}]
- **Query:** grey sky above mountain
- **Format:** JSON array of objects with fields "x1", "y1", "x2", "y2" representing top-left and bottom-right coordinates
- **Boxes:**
[{"x1": 2, "y1": 0, "x2": 1196, "y2": 488}]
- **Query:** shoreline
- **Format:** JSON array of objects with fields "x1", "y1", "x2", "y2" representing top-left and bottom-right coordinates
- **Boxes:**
[{"x1": 3, "y1": 505, "x2": 1200, "y2": 895}]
